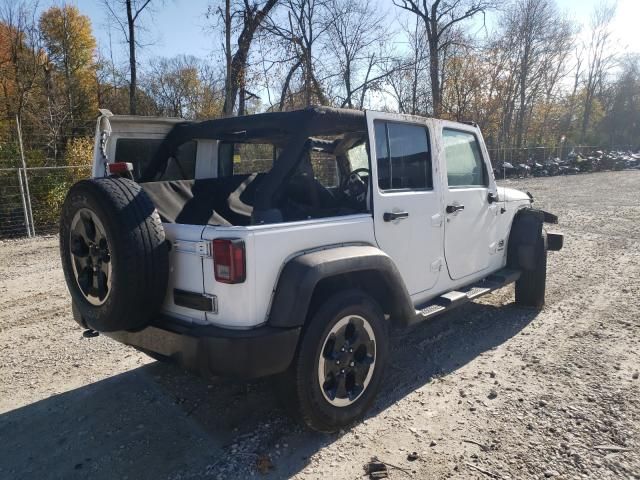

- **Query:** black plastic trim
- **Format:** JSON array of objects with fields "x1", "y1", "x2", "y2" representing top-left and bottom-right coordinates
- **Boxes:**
[
  {"x1": 547, "y1": 232, "x2": 564, "y2": 251},
  {"x1": 174, "y1": 289, "x2": 215, "y2": 312},
  {"x1": 268, "y1": 245, "x2": 414, "y2": 328},
  {"x1": 541, "y1": 210, "x2": 559, "y2": 224},
  {"x1": 105, "y1": 315, "x2": 301, "y2": 379}
]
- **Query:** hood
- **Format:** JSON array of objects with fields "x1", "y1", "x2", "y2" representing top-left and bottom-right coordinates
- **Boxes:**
[{"x1": 498, "y1": 186, "x2": 532, "y2": 203}]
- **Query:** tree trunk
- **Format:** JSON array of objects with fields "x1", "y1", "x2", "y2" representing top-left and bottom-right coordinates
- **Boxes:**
[
  {"x1": 426, "y1": 15, "x2": 441, "y2": 117},
  {"x1": 222, "y1": 0, "x2": 278, "y2": 117},
  {"x1": 126, "y1": 0, "x2": 137, "y2": 115},
  {"x1": 238, "y1": 88, "x2": 246, "y2": 116},
  {"x1": 223, "y1": 0, "x2": 233, "y2": 116},
  {"x1": 516, "y1": 43, "x2": 530, "y2": 150},
  {"x1": 279, "y1": 60, "x2": 302, "y2": 111},
  {"x1": 428, "y1": 44, "x2": 441, "y2": 116},
  {"x1": 581, "y1": 95, "x2": 593, "y2": 143}
]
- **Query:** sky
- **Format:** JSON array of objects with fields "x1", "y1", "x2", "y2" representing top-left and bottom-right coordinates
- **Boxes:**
[{"x1": 59, "y1": 0, "x2": 640, "y2": 67}]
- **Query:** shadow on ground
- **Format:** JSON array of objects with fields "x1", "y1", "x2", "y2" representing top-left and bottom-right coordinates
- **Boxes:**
[{"x1": 0, "y1": 301, "x2": 538, "y2": 479}]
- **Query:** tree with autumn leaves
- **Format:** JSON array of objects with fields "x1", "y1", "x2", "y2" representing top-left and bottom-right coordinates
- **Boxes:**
[
  {"x1": 39, "y1": 5, "x2": 98, "y2": 129},
  {"x1": 1, "y1": 1, "x2": 225, "y2": 161},
  {"x1": 0, "y1": 3, "x2": 98, "y2": 162}
]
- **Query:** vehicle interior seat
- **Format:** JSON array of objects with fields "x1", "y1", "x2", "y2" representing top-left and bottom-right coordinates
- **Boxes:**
[{"x1": 141, "y1": 174, "x2": 264, "y2": 226}]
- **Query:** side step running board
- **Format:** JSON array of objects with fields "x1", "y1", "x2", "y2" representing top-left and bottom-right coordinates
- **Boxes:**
[{"x1": 412, "y1": 268, "x2": 521, "y2": 323}]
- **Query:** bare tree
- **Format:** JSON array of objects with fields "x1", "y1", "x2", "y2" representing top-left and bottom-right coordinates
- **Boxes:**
[
  {"x1": 325, "y1": 0, "x2": 391, "y2": 109},
  {"x1": 601, "y1": 54, "x2": 640, "y2": 147},
  {"x1": 101, "y1": 0, "x2": 155, "y2": 115},
  {"x1": 392, "y1": 0, "x2": 494, "y2": 116},
  {"x1": 264, "y1": 0, "x2": 330, "y2": 110},
  {"x1": 209, "y1": 0, "x2": 278, "y2": 116},
  {"x1": 559, "y1": 44, "x2": 584, "y2": 135},
  {"x1": 383, "y1": 17, "x2": 430, "y2": 115},
  {"x1": 489, "y1": 0, "x2": 572, "y2": 149},
  {"x1": 580, "y1": 1, "x2": 616, "y2": 142}
]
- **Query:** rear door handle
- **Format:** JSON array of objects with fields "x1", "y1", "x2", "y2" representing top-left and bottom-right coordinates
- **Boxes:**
[
  {"x1": 446, "y1": 204, "x2": 465, "y2": 214},
  {"x1": 383, "y1": 211, "x2": 409, "y2": 222}
]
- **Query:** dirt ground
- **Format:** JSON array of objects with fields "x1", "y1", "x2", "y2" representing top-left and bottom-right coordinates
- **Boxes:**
[{"x1": 0, "y1": 171, "x2": 638, "y2": 480}]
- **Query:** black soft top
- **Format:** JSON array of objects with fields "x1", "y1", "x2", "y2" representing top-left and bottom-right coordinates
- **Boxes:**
[
  {"x1": 140, "y1": 106, "x2": 366, "y2": 182},
  {"x1": 139, "y1": 106, "x2": 368, "y2": 219}
]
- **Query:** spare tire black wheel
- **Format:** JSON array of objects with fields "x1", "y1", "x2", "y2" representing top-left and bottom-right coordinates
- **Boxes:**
[{"x1": 60, "y1": 176, "x2": 169, "y2": 332}]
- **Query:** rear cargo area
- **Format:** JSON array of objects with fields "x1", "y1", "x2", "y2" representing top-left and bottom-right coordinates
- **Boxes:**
[{"x1": 141, "y1": 175, "x2": 263, "y2": 226}]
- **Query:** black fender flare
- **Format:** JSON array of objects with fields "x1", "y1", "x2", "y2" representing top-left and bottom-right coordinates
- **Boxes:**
[
  {"x1": 507, "y1": 208, "x2": 547, "y2": 271},
  {"x1": 268, "y1": 245, "x2": 414, "y2": 328}
]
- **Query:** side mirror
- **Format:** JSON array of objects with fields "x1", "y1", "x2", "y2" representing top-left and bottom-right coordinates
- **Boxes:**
[{"x1": 488, "y1": 192, "x2": 499, "y2": 204}]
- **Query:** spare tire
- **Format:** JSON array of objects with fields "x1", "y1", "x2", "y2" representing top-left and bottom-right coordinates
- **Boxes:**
[{"x1": 59, "y1": 176, "x2": 169, "y2": 332}]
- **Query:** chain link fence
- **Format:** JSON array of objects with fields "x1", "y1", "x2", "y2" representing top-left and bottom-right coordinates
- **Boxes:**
[
  {"x1": 1, "y1": 115, "x2": 93, "y2": 238},
  {"x1": 0, "y1": 165, "x2": 92, "y2": 237}
]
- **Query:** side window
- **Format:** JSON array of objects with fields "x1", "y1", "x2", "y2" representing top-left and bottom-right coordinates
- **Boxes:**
[
  {"x1": 374, "y1": 121, "x2": 432, "y2": 191},
  {"x1": 443, "y1": 129, "x2": 488, "y2": 188},
  {"x1": 310, "y1": 150, "x2": 339, "y2": 188},
  {"x1": 219, "y1": 142, "x2": 274, "y2": 177},
  {"x1": 346, "y1": 142, "x2": 369, "y2": 172}
]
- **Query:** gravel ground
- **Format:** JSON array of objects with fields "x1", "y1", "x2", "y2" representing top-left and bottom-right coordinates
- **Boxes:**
[{"x1": 0, "y1": 171, "x2": 638, "y2": 480}]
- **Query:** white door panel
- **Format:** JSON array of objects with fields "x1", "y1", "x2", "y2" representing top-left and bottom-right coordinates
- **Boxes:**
[
  {"x1": 444, "y1": 188, "x2": 498, "y2": 279},
  {"x1": 441, "y1": 126, "x2": 498, "y2": 280},
  {"x1": 365, "y1": 111, "x2": 443, "y2": 295}
]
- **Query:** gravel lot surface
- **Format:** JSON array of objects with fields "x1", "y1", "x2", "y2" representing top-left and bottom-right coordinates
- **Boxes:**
[{"x1": 0, "y1": 171, "x2": 638, "y2": 479}]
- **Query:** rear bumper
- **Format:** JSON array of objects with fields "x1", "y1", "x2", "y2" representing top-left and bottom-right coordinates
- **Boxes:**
[{"x1": 103, "y1": 316, "x2": 301, "y2": 379}]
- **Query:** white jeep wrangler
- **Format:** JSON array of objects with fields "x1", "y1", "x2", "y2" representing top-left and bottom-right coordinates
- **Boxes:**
[{"x1": 60, "y1": 107, "x2": 563, "y2": 432}]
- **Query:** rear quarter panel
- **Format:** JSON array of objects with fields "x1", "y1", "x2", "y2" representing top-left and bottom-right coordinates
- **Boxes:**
[{"x1": 201, "y1": 214, "x2": 376, "y2": 329}]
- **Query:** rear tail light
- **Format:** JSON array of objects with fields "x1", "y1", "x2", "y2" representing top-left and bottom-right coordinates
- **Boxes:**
[
  {"x1": 212, "y1": 239, "x2": 246, "y2": 284},
  {"x1": 107, "y1": 162, "x2": 133, "y2": 174}
]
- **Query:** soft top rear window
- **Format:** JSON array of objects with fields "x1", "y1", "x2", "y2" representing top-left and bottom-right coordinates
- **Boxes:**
[{"x1": 115, "y1": 138, "x2": 196, "y2": 182}]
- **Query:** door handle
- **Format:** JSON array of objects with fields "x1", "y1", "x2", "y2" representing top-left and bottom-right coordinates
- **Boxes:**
[
  {"x1": 446, "y1": 204, "x2": 465, "y2": 214},
  {"x1": 383, "y1": 211, "x2": 409, "y2": 222}
]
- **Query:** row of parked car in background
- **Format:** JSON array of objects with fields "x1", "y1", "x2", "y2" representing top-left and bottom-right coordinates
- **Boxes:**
[{"x1": 493, "y1": 150, "x2": 640, "y2": 178}]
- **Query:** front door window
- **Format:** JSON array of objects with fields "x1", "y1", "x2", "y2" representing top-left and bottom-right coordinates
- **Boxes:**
[{"x1": 443, "y1": 129, "x2": 488, "y2": 188}]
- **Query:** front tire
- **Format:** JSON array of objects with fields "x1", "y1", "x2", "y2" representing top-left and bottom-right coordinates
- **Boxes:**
[
  {"x1": 515, "y1": 230, "x2": 547, "y2": 308},
  {"x1": 282, "y1": 290, "x2": 388, "y2": 432}
]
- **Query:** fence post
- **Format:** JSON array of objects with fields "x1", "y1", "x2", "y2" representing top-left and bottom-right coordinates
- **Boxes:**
[
  {"x1": 16, "y1": 168, "x2": 32, "y2": 237},
  {"x1": 16, "y1": 115, "x2": 35, "y2": 237}
]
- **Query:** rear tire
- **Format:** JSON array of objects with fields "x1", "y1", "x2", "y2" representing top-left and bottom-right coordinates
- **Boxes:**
[
  {"x1": 279, "y1": 290, "x2": 388, "y2": 432},
  {"x1": 515, "y1": 231, "x2": 547, "y2": 308},
  {"x1": 60, "y1": 177, "x2": 169, "y2": 332}
]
